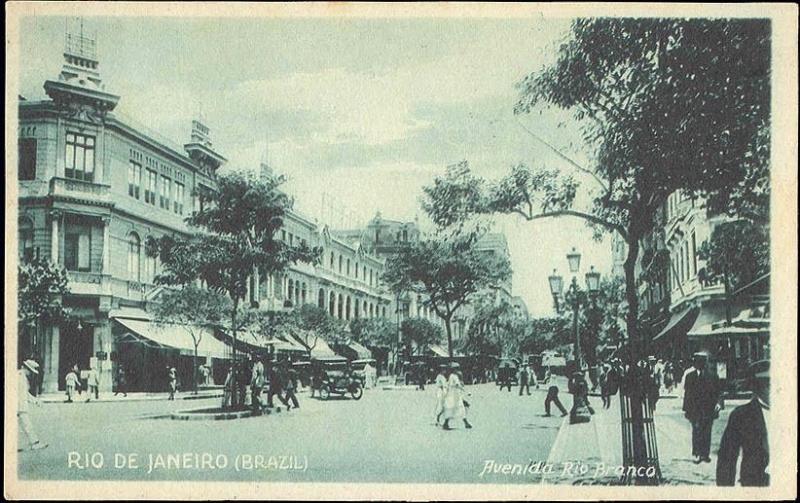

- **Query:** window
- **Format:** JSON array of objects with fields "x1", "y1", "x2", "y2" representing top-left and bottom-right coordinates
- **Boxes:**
[
  {"x1": 18, "y1": 138, "x2": 37, "y2": 180},
  {"x1": 369, "y1": 269, "x2": 373, "y2": 286},
  {"x1": 65, "y1": 133, "x2": 95, "y2": 181},
  {"x1": 65, "y1": 227, "x2": 91, "y2": 272},
  {"x1": 281, "y1": 230, "x2": 287, "y2": 242},
  {"x1": 363, "y1": 265, "x2": 367, "y2": 281},
  {"x1": 127, "y1": 233, "x2": 141, "y2": 281},
  {"x1": 174, "y1": 183, "x2": 185, "y2": 214},
  {"x1": 339, "y1": 255, "x2": 343, "y2": 274},
  {"x1": 19, "y1": 220, "x2": 34, "y2": 262},
  {"x1": 145, "y1": 253, "x2": 157, "y2": 283},
  {"x1": 330, "y1": 252, "x2": 335, "y2": 269},
  {"x1": 403, "y1": 230, "x2": 408, "y2": 241},
  {"x1": 128, "y1": 161, "x2": 142, "y2": 199},
  {"x1": 346, "y1": 259, "x2": 350, "y2": 275},
  {"x1": 691, "y1": 231, "x2": 698, "y2": 277},
  {"x1": 145, "y1": 170, "x2": 157, "y2": 204},
  {"x1": 160, "y1": 176, "x2": 171, "y2": 209},
  {"x1": 289, "y1": 234, "x2": 294, "y2": 246}
]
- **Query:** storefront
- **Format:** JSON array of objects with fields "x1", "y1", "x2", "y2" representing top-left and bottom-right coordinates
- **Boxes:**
[{"x1": 111, "y1": 314, "x2": 233, "y2": 392}]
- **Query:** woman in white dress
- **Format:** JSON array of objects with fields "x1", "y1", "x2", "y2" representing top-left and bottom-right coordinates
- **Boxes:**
[
  {"x1": 442, "y1": 366, "x2": 472, "y2": 430},
  {"x1": 434, "y1": 366, "x2": 448, "y2": 425}
]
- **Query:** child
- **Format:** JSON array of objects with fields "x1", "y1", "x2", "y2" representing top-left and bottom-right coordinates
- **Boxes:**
[{"x1": 65, "y1": 366, "x2": 81, "y2": 403}]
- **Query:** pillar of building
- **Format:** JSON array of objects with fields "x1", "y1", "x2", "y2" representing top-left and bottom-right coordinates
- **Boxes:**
[
  {"x1": 50, "y1": 211, "x2": 61, "y2": 263},
  {"x1": 41, "y1": 324, "x2": 61, "y2": 393},
  {"x1": 102, "y1": 216, "x2": 111, "y2": 273},
  {"x1": 93, "y1": 320, "x2": 114, "y2": 392}
]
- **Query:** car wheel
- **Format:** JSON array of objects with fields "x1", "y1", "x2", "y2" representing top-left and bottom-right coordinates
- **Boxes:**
[
  {"x1": 320, "y1": 386, "x2": 330, "y2": 400},
  {"x1": 350, "y1": 385, "x2": 363, "y2": 401}
]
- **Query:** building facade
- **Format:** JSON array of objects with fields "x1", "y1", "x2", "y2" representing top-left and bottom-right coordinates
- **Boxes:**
[{"x1": 16, "y1": 33, "x2": 395, "y2": 393}]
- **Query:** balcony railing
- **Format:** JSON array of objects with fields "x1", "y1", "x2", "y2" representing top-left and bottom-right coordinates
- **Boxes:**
[
  {"x1": 50, "y1": 177, "x2": 110, "y2": 204},
  {"x1": 66, "y1": 271, "x2": 158, "y2": 302}
]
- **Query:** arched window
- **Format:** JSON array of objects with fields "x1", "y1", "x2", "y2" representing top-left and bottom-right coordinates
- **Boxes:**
[
  {"x1": 127, "y1": 232, "x2": 141, "y2": 281},
  {"x1": 330, "y1": 252, "x2": 335, "y2": 269},
  {"x1": 362, "y1": 265, "x2": 367, "y2": 282},
  {"x1": 363, "y1": 301, "x2": 368, "y2": 318},
  {"x1": 346, "y1": 259, "x2": 351, "y2": 276},
  {"x1": 355, "y1": 262, "x2": 359, "y2": 279},
  {"x1": 345, "y1": 296, "x2": 352, "y2": 320},
  {"x1": 301, "y1": 281, "x2": 307, "y2": 305},
  {"x1": 337, "y1": 293, "x2": 344, "y2": 319},
  {"x1": 329, "y1": 291, "x2": 336, "y2": 317},
  {"x1": 288, "y1": 278, "x2": 295, "y2": 305},
  {"x1": 382, "y1": 306, "x2": 387, "y2": 318},
  {"x1": 318, "y1": 288, "x2": 325, "y2": 308},
  {"x1": 338, "y1": 255, "x2": 343, "y2": 274}
]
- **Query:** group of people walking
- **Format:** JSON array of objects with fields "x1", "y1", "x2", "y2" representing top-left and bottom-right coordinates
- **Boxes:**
[
  {"x1": 223, "y1": 356, "x2": 300, "y2": 412},
  {"x1": 433, "y1": 364, "x2": 472, "y2": 430}
]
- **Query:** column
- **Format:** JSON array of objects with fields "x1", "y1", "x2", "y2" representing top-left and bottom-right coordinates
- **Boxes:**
[
  {"x1": 102, "y1": 217, "x2": 111, "y2": 273},
  {"x1": 50, "y1": 211, "x2": 60, "y2": 263},
  {"x1": 93, "y1": 321, "x2": 113, "y2": 393},
  {"x1": 42, "y1": 325, "x2": 60, "y2": 393}
]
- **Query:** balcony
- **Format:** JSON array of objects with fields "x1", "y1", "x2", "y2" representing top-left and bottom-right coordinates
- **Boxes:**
[
  {"x1": 50, "y1": 177, "x2": 111, "y2": 206},
  {"x1": 66, "y1": 271, "x2": 157, "y2": 302}
]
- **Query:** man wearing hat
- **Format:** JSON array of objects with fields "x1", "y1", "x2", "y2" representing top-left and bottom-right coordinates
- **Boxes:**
[
  {"x1": 683, "y1": 351, "x2": 722, "y2": 463},
  {"x1": 716, "y1": 360, "x2": 770, "y2": 486},
  {"x1": 18, "y1": 360, "x2": 47, "y2": 451}
]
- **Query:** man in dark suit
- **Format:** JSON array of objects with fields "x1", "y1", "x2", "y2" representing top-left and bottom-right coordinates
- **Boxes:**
[
  {"x1": 683, "y1": 351, "x2": 721, "y2": 463},
  {"x1": 716, "y1": 359, "x2": 769, "y2": 486}
]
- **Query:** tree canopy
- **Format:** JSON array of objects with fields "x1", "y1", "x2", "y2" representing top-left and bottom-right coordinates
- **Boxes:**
[
  {"x1": 18, "y1": 257, "x2": 70, "y2": 328},
  {"x1": 382, "y1": 232, "x2": 512, "y2": 356},
  {"x1": 422, "y1": 18, "x2": 770, "y2": 357}
]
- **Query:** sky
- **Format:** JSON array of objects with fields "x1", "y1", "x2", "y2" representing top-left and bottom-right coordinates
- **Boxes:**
[{"x1": 18, "y1": 15, "x2": 615, "y2": 317}]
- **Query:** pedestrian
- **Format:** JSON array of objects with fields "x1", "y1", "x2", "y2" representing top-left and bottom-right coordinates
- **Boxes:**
[
  {"x1": 441, "y1": 365, "x2": 472, "y2": 430},
  {"x1": 683, "y1": 351, "x2": 722, "y2": 464},
  {"x1": 544, "y1": 385, "x2": 568, "y2": 417},
  {"x1": 85, "y1": 365, "x2": 100, "y2": 402},
  {"x1": 542, "y1": 366, "x2": 552, "y2": 385},
  {"x1": 716, "y1": 359, "x2": 770, "y2": 486},
  {"x1": 518, "y1": 363, "x2": 531, "y2": 396},
  {"x1": 18, "y1": 360, "x2": 47, "y2": 451},
  {"x1": 600, "y1": 363, "x2": 619, "y2": 409},
  {"x1": 433, "y1": 365, "x2": 448, "y2": 426},
  {"x1": 267, "y1": 358, "x2": 288, "y2": 409},
  {"x1": 221, "y1": 366, "x2": 233, "y2": 409},
  {"x1": 283, "y1": 363, "x2": 300, "y2": 410},
  {"x1": 167, "y1": 366, "x2": 178, "y2": 400},
  {"x1": 568, "y1": 371, "x2": 595, "y2": 424},
  {"x1": 416, "y1": 363, "x2": 426, "y2": 391},
  {"x1": 498, "y1": 362, "x2": 513, "y2": 392},
  {"x1": 250, "y1": 356, "x2": 265, "y2": 411},
  {"x1": 114, "y1": 365, "x2": 128, "y2": 397},
  {"x1": 65, "y1": 365, "x2": 81, "y2": 403},
  {"x1": 663, "y1": 361, "x2": 675, "y2": 394}
]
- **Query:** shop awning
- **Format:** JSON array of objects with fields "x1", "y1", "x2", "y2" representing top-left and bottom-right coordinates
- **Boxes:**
[
  {"x1": 289, "y1": 332, "x2": 336, "y2": 358},
  {"x1": 113, "y1": 318, "x2": 231, "y2": 359},
  {"x1": 428, "y1": 344, "x2": 449, "y2": 357},
  {"x1": 688, "y1": 304, "x2": 769, "y2": 338},
  {"x1": 347, "y1": 341, "x2": 372, "y2": 360},
  {"x1": 652, "y1": 306, "x2": 699, "y2": 343},
  {"x1": 234, "y1": 330, "x2": 306, "y2": 352}
]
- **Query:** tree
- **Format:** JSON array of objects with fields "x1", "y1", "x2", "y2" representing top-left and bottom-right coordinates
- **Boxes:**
[
  {"x1": 148, "y1": 172, "x2": 320, "y2": 407},
  {"x1": 698, "y1": 219, "x2": 770, "y2": 323},
  {"x1": 350, "y1": 318, "x2": 400, "y2": 372},
  {"x1": 462, "y1": 294, "x2": 522, "y2": 357},
  {"x1": 382, "y1": 232, "x2": 511, "y2": 356},
  {"x1": 151, "y1": 285, "x2": 229, "y2": 393},
  {"x1": 518, "y1": 317, "x2": 572, "y2": 356},
  {"x1": 399, "y1": 317, "x2": 444, "y2": 356},
  {"x1": 18, "y1": 257, "x2": 71, "y2": 363},
  {"x1": 423, "y1": 19, "x2": 769, "y2": 483},
  {"x1": 292, "y1": 304, "x2": 346, "y2": 353}
]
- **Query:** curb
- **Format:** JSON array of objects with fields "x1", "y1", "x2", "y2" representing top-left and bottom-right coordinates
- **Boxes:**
[{"x1": 41, "y1": 393, "x2": 223, "y2": 404}]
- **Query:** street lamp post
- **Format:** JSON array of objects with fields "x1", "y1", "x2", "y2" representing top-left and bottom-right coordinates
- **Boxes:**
[{"x1": 548, "y1": 248, "x2": 601, "y2": 425}]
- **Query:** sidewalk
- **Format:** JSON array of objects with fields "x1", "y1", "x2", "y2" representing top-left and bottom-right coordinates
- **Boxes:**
[
  {"x1": 39, "y1": 388, "x2": 223, "y2": 403},
  {"x1": 542, "y1": 393, "x2": 747, "y2": 485}
]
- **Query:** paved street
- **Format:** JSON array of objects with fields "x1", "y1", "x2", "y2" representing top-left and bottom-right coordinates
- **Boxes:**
[{"x1": 18, "y1": 382, "x2": 565, "y2": 484}]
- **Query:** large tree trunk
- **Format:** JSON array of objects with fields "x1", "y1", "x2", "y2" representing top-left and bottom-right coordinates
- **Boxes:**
[
  {"x1": 621, "y1": 232, "x2": 660, "y2": 485},
  {"x1": 444, "y1": 316, "x2": 454, "y2": 357}
]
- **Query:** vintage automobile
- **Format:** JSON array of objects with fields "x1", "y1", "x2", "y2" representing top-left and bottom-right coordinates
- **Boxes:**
[
  {"x1": 311, "y1": 356, "x2": 363, "y2": 400},
  {"x1": 496, "y1": 358, "x2": 519, "y2": 386}
]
